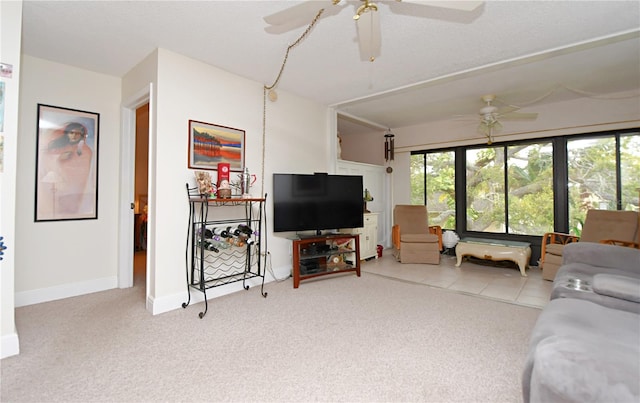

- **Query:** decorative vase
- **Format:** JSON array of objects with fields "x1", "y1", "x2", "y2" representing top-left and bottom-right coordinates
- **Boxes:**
[{"x1": 442, "y1": 231, "x2": 460, "y2": 249}]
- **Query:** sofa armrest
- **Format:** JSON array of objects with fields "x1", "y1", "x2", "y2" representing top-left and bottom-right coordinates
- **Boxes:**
[
  {"x1": 600, "y1": 239, "x2": 640, "y2": 249},
  {"x1": 540, "y1": 232, "x2": 579, "y2": 267},
  {"x1": 392, "y1": 224, "x2": 400, "y2": 250},
  {"x1": 428, "y1": 225, "x2": 443, "y2": 251},
  {"x1": 592, "y1": 274, "x2": 640, "y2": 303},
  {"x1": 563, "y1": 242, "x2": 640, "y2": 270}
]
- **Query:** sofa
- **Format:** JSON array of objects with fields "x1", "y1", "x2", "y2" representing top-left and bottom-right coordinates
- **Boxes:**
[{"x1": 522, "y1": 242, "x2": 640, "y2": 402}]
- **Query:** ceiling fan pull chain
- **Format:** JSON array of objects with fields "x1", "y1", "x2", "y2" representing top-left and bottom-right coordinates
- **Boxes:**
[
  {"x1": 262, "y1": 7, "x2": 325, "y2": 195},
  {"x1": 265, "y1": 8, "x2": 325, "y2": 92}
]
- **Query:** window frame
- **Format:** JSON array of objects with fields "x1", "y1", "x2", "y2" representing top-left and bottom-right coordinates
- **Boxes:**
[{"x1": 411, "y1": 128, "x2": 639, "y2": 250}]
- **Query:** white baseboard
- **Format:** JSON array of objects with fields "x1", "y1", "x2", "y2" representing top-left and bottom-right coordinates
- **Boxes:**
[
  {"x1": 1, "y1": 332, "x2": 20, "y2": 359},
  {"x1": 149, "y1": 265, "x2": 291, "y2": 316},
  {"x1": 14, "y1": 276, "x2": 118, "y2": 307}
]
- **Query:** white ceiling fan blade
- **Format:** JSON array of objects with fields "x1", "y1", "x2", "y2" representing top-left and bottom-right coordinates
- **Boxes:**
[
  {"x1": 478, "y1": 120, "x2": 502, "y2": 133},
  {"x1": 356, "y1": 10, "x2": 381, "y2": 62},
  {"x1": 264, "y1": 1, "x2": 329, "y2": 26},
  {"x1": 477, "y1": 122, "x2": 489, "y2": 135},
  {"x1": 264, "y1": 1, "x2": 347, "y2": 34},
  {"x1": 399, "y1": 1, "x2": 484, "y2": 12},
  {"x1": 452, "y1": 114, "x2": 477, "y2": 121}
]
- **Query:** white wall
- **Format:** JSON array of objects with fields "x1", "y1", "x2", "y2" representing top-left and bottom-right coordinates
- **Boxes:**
[
  {"x1": 15, "y1": 56, "x2": 122, "y2": 305},
  {"x1": 262, "y1": 82, "x2": 330, "y2": 274},
  {"x1": 1, "y1": 0, "x2": 23, "y2": 359},
  {"x1": 337, "y1": 160, "x2": 390, "y2": 248},
  {"x1": 340, "y1": 128, "x2": 386, "y2": 166},
  {"x1": 124, "y1": 49, "x2": 330, "y2": 313},
  {"x1": 10, "y1": 45, "x2": 332, "y2": 320},
  {"x1": 120, "y1": 48, "x2": 158, "y2": 298}
]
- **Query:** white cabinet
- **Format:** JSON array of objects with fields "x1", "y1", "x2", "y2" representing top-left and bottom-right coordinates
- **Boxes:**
[{"x1": 351, "y1": 213, "x2": 378, "y2": 260}]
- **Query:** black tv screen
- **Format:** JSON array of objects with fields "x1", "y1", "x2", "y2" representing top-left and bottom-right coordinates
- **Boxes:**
[{"x1": 273, "y1": 173, "x2": 364, "y2": 233}]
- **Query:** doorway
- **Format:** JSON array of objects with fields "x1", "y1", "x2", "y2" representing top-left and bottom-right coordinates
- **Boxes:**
[{"x1": 133, "y1": 103, "x2": 149, "y2": 287}]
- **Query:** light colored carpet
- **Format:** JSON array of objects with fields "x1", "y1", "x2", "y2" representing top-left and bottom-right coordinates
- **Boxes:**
[{"x1": 2, "y1": 270, "x2": 540, "y2": 402}]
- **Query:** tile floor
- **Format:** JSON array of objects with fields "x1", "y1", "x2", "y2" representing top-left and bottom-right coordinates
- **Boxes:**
[{"x1": 361, "y1": 251, "x2": 553, "y2": 309}]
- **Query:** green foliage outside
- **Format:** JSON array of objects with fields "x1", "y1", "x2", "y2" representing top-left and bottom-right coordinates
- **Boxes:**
[
  {"x1": 411, "y1": 133, "x2": 639, "y2": 236},
  {"x1": 568, "y1": 134, "x2": 640, "y2": 233}
]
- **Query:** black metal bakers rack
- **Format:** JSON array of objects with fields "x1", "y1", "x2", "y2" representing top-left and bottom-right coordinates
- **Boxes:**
[{"x1": 182, "y1": 184, "x2": 268, "y2": 318}]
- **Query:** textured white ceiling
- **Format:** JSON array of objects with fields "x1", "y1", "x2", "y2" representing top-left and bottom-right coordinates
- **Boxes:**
[{"x1": 20, "y1": 1, "x2": 640, "y2": 132}]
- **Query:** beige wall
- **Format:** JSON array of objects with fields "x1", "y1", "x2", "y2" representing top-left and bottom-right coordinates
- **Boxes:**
[
  {"x1": 12, "y1": 47, "x2": 331, "y2": 316},
  {"x1": 15, "y1": 56, "x2": 122, "y2": 304},
  {"x1": 147, "y1": 49, "x2": 330, "y2": 310}
]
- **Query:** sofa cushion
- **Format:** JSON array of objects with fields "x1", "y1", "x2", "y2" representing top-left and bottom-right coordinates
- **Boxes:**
[
  {"x1": 593, "y1": 274, "x2": 640, "y2": 303},
  {"x1": 394, "y1": 205, "x2": 430, "y2": 234},
  {"x1": 552, "y1": 263, "x2": 640, "y2": 314},
  {"x1": 522, "y1": 298, "x2": 640, "y2": 403},
  {"x1": 580, "y1": 210, "x2": 638, "y2": 244},
  {"x1": 530, "y1": 335, "x2": 639, "y2": 403},
  {"x1": 544, "y1": 243, "x2": 565, "y2": 256}
]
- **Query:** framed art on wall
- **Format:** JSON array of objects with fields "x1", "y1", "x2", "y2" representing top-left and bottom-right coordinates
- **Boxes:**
[
  {"x1": 188, "y1": 120, "x2": 245, "y2": 171},
  {"x1": 35, "y1": 104, "x2": 100, "y2": 222}
]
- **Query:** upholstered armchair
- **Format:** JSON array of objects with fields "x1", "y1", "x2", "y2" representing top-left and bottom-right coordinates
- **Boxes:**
[
  {"x1": 392, "y1": 205, "x2": 442, "y2": 264},
  {"x1": 540, "y1": 209, "x2": 639, "y2": 281}
]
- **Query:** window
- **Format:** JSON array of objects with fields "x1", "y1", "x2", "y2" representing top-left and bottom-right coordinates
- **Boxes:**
[
  {"x1": 466, "y1": 147, "x2": 504, "y2": 232},
  {"x1": 567, "y1": 136, "x2": 617, "y2": 234},
  {"x1": 621, "y1": 133, "x2": 640, "y2": 212},
  {"x1": 411, "y1": 151, "x2": 456, "y2": 229},
  {"x1": 411, "y1": 129, "x2": 639, "y2": 239},
  {"x1": 410, "y1": 154, "x2": 425, "y2": 205},
  {"x1": 507, "y1": 143, "x2": 553, "y2": 235}
]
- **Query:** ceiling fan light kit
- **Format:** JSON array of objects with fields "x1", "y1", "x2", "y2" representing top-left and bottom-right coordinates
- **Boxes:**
[
  {"x1": 356, "y1": 6, "x2": 381, "y2": 62},
  {"x1": 264, "y1": 0, "x2": 485, "y2": 63},
  {"x1": 474, "y1": 93, "x2": 538, "y2": 144},
  {"x1": 354, "y1": 0, "x2": 378, "y2": 20}
]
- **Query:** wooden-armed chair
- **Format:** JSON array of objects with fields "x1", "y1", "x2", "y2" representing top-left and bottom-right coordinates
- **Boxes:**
[
  {"x1": 540, "y1": 209, "x2": 639, "y2": 281},
  {"x1": 392, "y1": 205, "x2": 443, "y2": 264}
]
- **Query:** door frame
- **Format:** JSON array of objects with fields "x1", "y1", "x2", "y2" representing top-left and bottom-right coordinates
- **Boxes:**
[{"x1": 118, "y1": 84, "x2": 153, "y2": 309}]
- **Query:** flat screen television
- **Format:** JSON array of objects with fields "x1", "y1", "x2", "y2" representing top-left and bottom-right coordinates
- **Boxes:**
[{"x1": 273, "y1": 173, "x2": 364, "y2": 234}]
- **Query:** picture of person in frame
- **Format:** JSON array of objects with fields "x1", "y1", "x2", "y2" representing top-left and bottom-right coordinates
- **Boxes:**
[{"x1": 37, "y1": 120, "x2": 96, "y2": 219}]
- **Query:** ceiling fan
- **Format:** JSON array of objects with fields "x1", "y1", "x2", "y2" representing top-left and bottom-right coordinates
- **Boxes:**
[
  {"x1": 264, "y1": 0, "x2": 484, "y2": 62},
  {"x1": 476, "y1": 94, "x2": 538, "y2": 144}
]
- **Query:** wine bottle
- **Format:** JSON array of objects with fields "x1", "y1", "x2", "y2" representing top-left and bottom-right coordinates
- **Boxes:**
[
  {"x1": 197, "y1": 239, "x2": 219, "y2": 252},
  {"x1": 197, "y1": 227, "x2": 213, "y2": 239},
  {"x1": 212, "y1": 227, "x2": 232, "y2": 238},
  {"x1": 208, "y1": 238, "x2": 230, "y2": 249},
  {"x1": 235, "y1": 224, "x2": 253, "y2": 236}
]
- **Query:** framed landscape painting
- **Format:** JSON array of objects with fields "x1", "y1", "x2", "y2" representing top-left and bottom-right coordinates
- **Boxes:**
[
  {"x1": 35, "y1": 104, "x2": 100, "y2": 222},
  {"x1": 188, "y1": 120, "x2": 245, "y2": 171}
]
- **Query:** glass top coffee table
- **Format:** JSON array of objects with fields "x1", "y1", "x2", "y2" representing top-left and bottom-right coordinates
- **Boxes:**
[{"x1": 455, "y1": 237, "x2": 531, "y2": 277}]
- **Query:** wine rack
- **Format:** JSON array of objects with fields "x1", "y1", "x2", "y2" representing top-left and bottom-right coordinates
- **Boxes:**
[{"x1": 182, "y1": 184, "x2": 268, "y2": 318}]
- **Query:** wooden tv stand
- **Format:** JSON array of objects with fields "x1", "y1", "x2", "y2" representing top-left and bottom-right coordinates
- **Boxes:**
[{"x1": 291, "y1": 233, "x2": 361, "y2": 288}]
